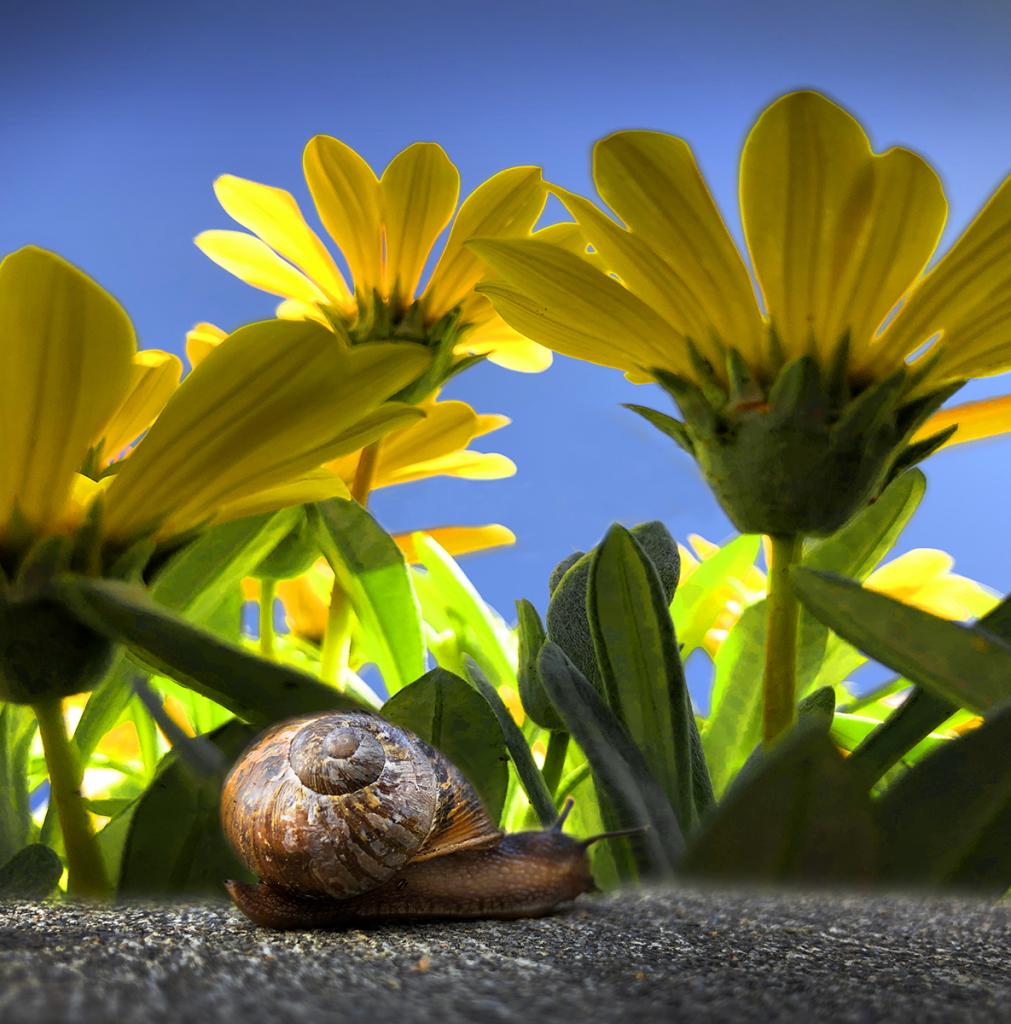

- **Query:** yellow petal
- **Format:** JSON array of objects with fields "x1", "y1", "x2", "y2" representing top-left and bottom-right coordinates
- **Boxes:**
[
  {"x1": 424, "y1": 166, "x2": 546, "y2": 316},
  {"x1": 275, "y1": 299, "x2": 330, "y2": 326},
  {"x1": 472, "y1": 238, "x2": 687, "y2": 375},
  {"x1": 593, "y1": 130, "x2": 763, "y2": 362},
  {"x1": 532, "y1": 221, "x2": 589, "y2": 255},
  {"x1": 323, "y1": 403, "x2": 427, "y2": 462},
  {"x1": 213, "y1": 174, "x2": 351, "y2": 305},
  {"x1": 186, "y1": 322, "x2": 227, "y2": 368},
  {"x1": 103, "y1": 320, "x2": 431, "y2": 540},
  {"x1": 877, "y1": 176, "x2": 1011, "y2": 383},
  {"x1": 380, "y1": 142, "x2": 460, "y2": 300},
  {"x1": 99, "y1": 350, "x2": 183, "y2": 465},
  {"x1": 394, "y1": 525, "x2": 516, "y2": 563},
  {"x1": 210, "y1": 469, "x2": 349, "y2": 525},
  {"x1": 303, "y1": 135, "x2": 383, "y2": 293},
  {"x1": 195, "y1": 230, "x2": 328, "y2": 306},
  {"x1": 551, "y1": 185, "x2": 724, "y2": 366},
  {"x1": 276, "y1": 572, "x2": 330, "y2": 642},
  {"x1": 741, "y1": 91, "x2": 946, "y2": 365},
  {"x1": 866, "y1": 548, "x2": 954, "y2": 600},
  {"x1": 327, "y1": 398, "x2": 510, "y2": 488},
  {"x1": 380, "y1": 450, "x2": 515, "y2": 487},
  {"x1": 457, "y1": 318, "x2": 554, "y2": 372},
  {"x1": 0, "y1": 247, "x2": 134, "y2": 532},
  {"x1": 914, "y1": 393, "x2": 1011, "y2": 449}
]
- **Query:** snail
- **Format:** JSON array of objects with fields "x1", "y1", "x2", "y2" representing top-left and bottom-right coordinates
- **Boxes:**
[{"x1": 221, "y1": 711, "x2": 626, "y2": 929}]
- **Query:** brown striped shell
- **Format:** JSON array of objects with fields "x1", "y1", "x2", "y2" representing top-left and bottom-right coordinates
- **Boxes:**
[{"x1": 221, "y1": 712, "x2": 501, "y2": 900}]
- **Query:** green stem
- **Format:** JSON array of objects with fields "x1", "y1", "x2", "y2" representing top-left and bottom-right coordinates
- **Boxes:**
[
  {"x1": 319, "y1": 587, "x2": 352, "y2": 687},
  {"x1": 33, "y1": 698, "x2": 110, "y2": 899},
  {"x1": 541, "y1": 731, "x2": 570, "y2": 798},
  {"x1": 320, "y1": 440, "x2": 382, "y2": 687},
  {"x1": 762, "y1": 534, "x2": 804, "y2": 746},
  {"x1": 259, "y1": 578, "x2": 277, "y2": 660}
]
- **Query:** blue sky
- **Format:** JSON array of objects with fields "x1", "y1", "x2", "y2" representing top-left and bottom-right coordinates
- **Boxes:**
[{"x1": 3, "y1": 0, "x2": 1011, "y2": 621}]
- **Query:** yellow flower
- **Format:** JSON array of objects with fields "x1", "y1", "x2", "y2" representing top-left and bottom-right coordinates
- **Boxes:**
[
  {"x1": 195, "y1": 140, "x2": 552, "y2": 380},
  {"x1": 472, "y1": 91, "x2": 1011, "y2": 536},
  {"x1": 0, "y1": 246, "x2": 432, "y2": 552},
  {"x1": 684, "y1": 537, "x2": 997, "y2": 659}
]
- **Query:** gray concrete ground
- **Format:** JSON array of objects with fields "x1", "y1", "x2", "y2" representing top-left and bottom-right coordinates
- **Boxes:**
[{"x1": 1, "y1": 888, "x2": 1009, "y2": 1023}]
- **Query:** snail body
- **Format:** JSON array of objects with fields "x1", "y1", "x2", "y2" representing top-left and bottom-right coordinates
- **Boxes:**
[{"x1": 221, "y1": 712, "x2": 596, "y2": 929}]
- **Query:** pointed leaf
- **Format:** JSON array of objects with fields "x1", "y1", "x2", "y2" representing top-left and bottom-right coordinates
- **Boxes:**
[
  {"x1": 118, "y1": 720, "x2": 256, "y2": 895},
  {"x1": 465, "y1": 659, "x2": 557, "y2": 828},
  {"x1": 588, "y1": 525, "x2": 708, "y2": 830},
  {"x1": 791, "y1": 568, "x2": 1011, "y2": 712},
  {"x1": 316, "y1": 498, "x2": 424, "y2": 693},
  {"x1": 538, "y1": 642, "x2": 684, "y2": 875},
  {"x1": 683, "y1": 722, "x2": 878, "y2": 883},
  {"x1": 150, "y1": 507, "x2": 302, "y2": 622},
  {"x1": 0, "y1": 704, "x2": 37, "y2": 863},
  {"x1": 874, "y1": 703, "x2": 1011, "y2": 892},
  {"x1": 55, "y1": 576, "x2": 360, "y2": 724},
  {"x1": 382, "y1": 668, "x2": 508, "y2": 822},
  {"x1": 515, "y1": 598, "x2": 562, "y2": 731},
  {"x1": 411, "y1": 533, "x2": 515, "y2": 688}
]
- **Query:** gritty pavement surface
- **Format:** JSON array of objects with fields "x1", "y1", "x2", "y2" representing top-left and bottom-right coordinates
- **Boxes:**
[{"x1": 1, "y1": 888, "x2": 1009, "y2": 1023}]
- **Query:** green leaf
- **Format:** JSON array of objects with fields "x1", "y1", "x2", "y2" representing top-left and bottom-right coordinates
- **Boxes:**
[
  {"x1": 0, "y1": 704, "x2": 37, "y2": 863},
  {"x1": 791, "y1": 569, "x2": 1011, "y2": 713},
  {"x1": 118, "y1": 720, "x2": 256, "y2": 896},
  {"x1": 465, "y1": 659, "x2": 557, "y2": 828},
  {"x1": 315, "y1": 498, "x2": 424, "y2": 693},
  {"x1": 547, "y1": 521, "x2": 680, "y2": 696},
  {"x1": 382, "y1": 668, "x2": 509, "y2": 823},
  {"x1": 515, "y1": 599, "x2": 562, "y2": 731},
  {"x1": 538, "y1": 642, "x2": 684, "y2": 876},
  {"x1": 411, "y1": 533, "x2": 515, "y2": 688},
  {"x1": 0, "y1": 843, "x2": 63, "y2": 898},
  {"x1": 588, "y1": 525, "x2": 710, "y2": 831},
  {"x1": 671, "y1": 534, "x2": 761, "y2": 656},
  {"x1": 55, "y1": 576, "x2": 361, "y2": 725},
  {"x1": 874, "y1": 703, "x2": 1011, "y2": 892},
  {"x1": 682, "y1": 721, "x2": 878, "y2": 884},
  {"x1": 703, "y1": 601, "x2": 766, "y2": 795},
  {"x1": 150, "y1": 508, "x2": 302, "y2": 623}
]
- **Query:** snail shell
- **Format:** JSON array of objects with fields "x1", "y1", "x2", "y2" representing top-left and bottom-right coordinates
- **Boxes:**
[{"x1": 221, "y1": 712, "x2": 501, "y2": 900}]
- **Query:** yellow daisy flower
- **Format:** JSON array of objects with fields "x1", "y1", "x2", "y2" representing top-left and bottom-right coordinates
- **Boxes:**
[
  {"x1": 195, "y1": 140, "x2": 553, "y2": 393},
  {"x1": 0, "y1": 245, "x2": 431, "y2": 701},
  {"x1": 472, "y1": 90, "x2": 1011, "y2": 538}
]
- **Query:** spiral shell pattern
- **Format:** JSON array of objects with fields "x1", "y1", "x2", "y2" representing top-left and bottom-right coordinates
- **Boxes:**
[{"x1": 222, "y1": 713, "x2": 451, "y2": 899}]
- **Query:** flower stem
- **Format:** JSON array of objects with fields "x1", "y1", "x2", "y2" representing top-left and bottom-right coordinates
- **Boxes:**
[
  {"x1": 320, "y1": 440, "x2": 382, "y2": 686},
  {"x1": 32, "y1": 698, "x2": 110, "y2": 899},
  {"x1": 762, "y1": 533, "x2": 804, "y2": 746},
  {"x1": 259, "y1": 578, "x2": 277, "y2": 660}
]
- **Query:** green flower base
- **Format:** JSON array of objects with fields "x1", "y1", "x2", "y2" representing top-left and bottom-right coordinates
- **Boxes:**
[{"x1": 630, "y1": 350, "x2": 961, "y2": 537}]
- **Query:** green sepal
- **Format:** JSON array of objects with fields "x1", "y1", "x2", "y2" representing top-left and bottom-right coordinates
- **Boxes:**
[
  {"x1": 383, "y1": 667, "x2": 509, "y2": 824},
  {"x1": 0, "y1": 535, "x2": 115, "y2": 704},
  {"x1": 623, "y1": 404, "x2": 695, "y2": 455},
  {"x1": 652, "y1": 348, "x2": 966, "y2": 536},
  {"x1": 887, "y1": 426, "x2": 959, "y2": 482}
]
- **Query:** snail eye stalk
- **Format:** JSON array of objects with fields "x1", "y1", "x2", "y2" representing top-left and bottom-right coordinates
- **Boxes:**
[
  {"x1": 552, "y1": 797, "x2": 576, "y2": 832},
  {"x1": 579, "y1": 825, "x2": 650, "y2": 849}
]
